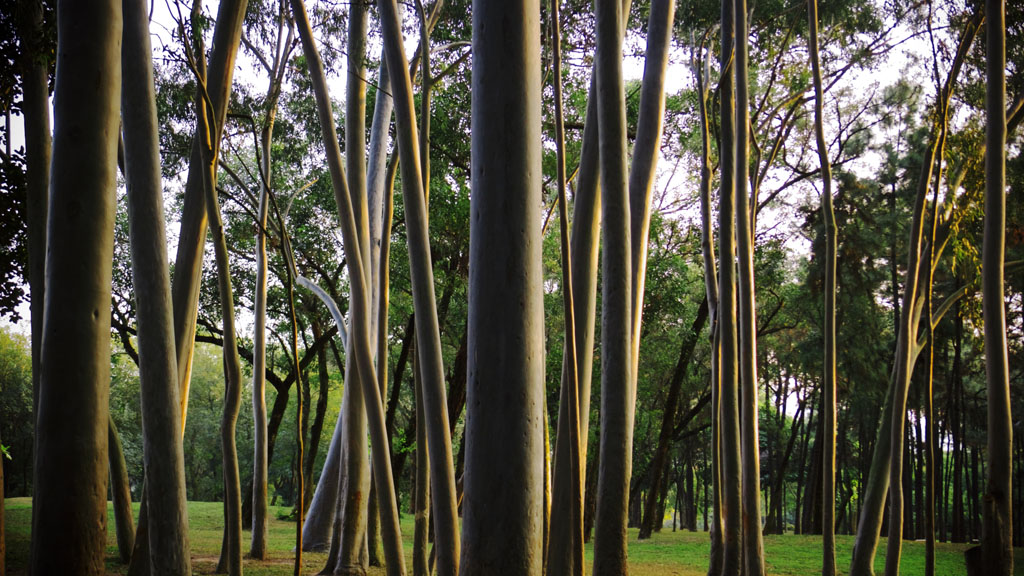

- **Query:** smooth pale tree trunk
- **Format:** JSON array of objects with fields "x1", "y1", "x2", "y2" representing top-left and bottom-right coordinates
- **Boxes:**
[
  {"x1": 170, "y1": 0, "x2": 248, "y2": 426},
  {"x1": 717, "y1": 0, "x2": 742, "y2": 573},
  {"x1": 289, "y1": 2, "x2": 406, "y2": 573},
  {"x1": 325, "y1": 3, "x2": 374, "y2": 573},
  {"x1": 627, "y1": 0, "x2": 674, "y2": 421},
  {"x1": 629, "y1": 0, "x2": 676, "y2": 543},
  {"x1": 303, "y1": 56, "x2": 392, "y2": 556},
  {"x1": 694, "y1": 35, "x2": 723, "y2": 575},
  {"x1": 981, "y1": 0, "x2": 1012, "y2": 572},
  {"x1": 733, "y1": 0, "x2": 766, "y2": 573},
  {"x1": 850, "y1": 17, "x2": 980, "y2": 576},
  {"x1": 251, "y1": 25, "x2": 291, "y2": 555},
  {"x1": 30, "y1": 0, "x2": 120, "y2": 572},
  {"x1": 121, "y1": 3, "x2": 192, "y2": 569},
  {"x1": 591, "y1": 0, "x2": 634, "y2": 571},
  {"x1": 460, "y1": 0, "x2": 544, "y2": 573},
  {"x1": 807, "y1": 1, "x2": 837, "y2": 572},
  {"x1": 545, "y1": 0, "x2": 584, "y2": 572},
  {"x1": 366, "y1": 58, "x2": 394, "y2": 569},
  {"x1": 376, "y1": 1, "x2": 461, "y2": 572},
  {"x1": 19, "y1": 0, "x2": 48, "y2": 447},
  {"x1": 192, "y1": 48, "x2": 244, "y2": 575},
  {"x1": 109, "y1": 417, "x2": 135, "y2": 563}
]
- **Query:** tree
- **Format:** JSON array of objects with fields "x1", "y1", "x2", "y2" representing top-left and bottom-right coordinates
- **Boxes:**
[
  {"x1": 980, "y1": 0, "x2": 1013, "y2": 571},
  {"x1": 460, "y1": 0, "x2": 544, "y2": 573},
  {"x1": 807, "y1": 0, "x2": 837, "y2": 572},
  {"x1": 29, "y1": 0, "x2": 121, "y2": 572}
]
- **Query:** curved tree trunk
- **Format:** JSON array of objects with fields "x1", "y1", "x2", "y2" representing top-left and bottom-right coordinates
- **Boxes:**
[
  {"x1": 121, "y1": 3, "x2": 193, "y2": 568},
  {"x1": 694, "y1": 32, "x2": 723, "y2": 574},
  {"x1": 30, "y1": 0, "x2": 120, "y2": 571},
  {"x1": 376, "y1": 1, "x2": 461, "y2": 572},
  {"x1": 460, "y1": 0, "x2": 544, "y2": 573},
  {"x1": 807, "y1": 1, "x2": 837, "y2": 572},
  {"x1": 289, "y1": 2, "x2": 406, "y2": 572},
  {"x1": 109, "y1": 417, "x2": 136, "y2": 564},
  {"x1": 980, "y1": 0, "x2": 1012, "y2": 572}
]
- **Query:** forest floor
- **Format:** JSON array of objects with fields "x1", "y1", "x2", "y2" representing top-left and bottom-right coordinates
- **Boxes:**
[{"x1": 4, "y1": 497, "x2": 1023, "y2": 575}]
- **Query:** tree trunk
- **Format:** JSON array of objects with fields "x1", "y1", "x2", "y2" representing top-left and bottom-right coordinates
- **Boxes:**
[
  {"x1": 120, "y1": 5, "x2": 193, "y2": 567},
  {"x1": 108, "y1": 417, "x2": 135, "y2": 564},
  {"x1": 413, "y1": 354, "x2": 430, "y2": 576},
  {"x1": 733, "y1": 0, "x2": 766, "y2": 571},
  {"x1": 376, "y1": 0, "x2": 461, "y2": 571},
  {"x1": 461, "y1": 1, "x2": 544, "y2": 573},
  {"x1": 717, "y1": 0, "x2": 742, "y2": 572},
  {"x1": 638, "y1": 299, "x2": 708, "y2": 540},
  {"x1": 304, "y1": 323, "x2": 332, "y2": 514},
  {"x1": 807, "y1": 0, "x2": 837, "y2": 571},
  {"x1": 694, "y1": 31, "x2": 722, "y2": 574},
  {"x1": 289, "y1": 1, "x2": 406, "y2": 572},
  {"x1": 30, "y1": 0, "x2": 120, "y2": 571},
  {"x1": 590, "y1": 0, "x2": 634, "y2": 571},
  {"x1": 980, "y1": 0, "x2": 1012, "y2": 571}
]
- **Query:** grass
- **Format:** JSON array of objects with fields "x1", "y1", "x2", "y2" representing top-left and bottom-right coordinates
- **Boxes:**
[{"x1": 4, "y1": 497, "x2": 1024, "y2": 574}]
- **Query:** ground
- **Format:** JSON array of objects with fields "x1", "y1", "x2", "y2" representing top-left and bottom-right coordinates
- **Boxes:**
[{"x1": 3, "y1": 497, "x2": 1022, "y2": 574}]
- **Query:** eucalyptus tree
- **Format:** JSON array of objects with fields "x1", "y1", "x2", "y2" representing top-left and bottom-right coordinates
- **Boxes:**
[
  {"x1": 981, "y1": 0, "x2": 1012, "y2": 571},
  {"x1": 717, "y1": 0, "x2": 743, "y2": 572},
  {"x1": 848, "y1": 14, "x2": 982, "y2": 575},
  {"x1": 289, "y1": 1, "x2": 408, "y2": 573},
  {"x1": 121, "y1": 0, "x2": 192, "y2": 571},
  {"x1": 29, "y1": 0, "x2": 120, "y2": 572},
  {"x1": 590, "y1": 0, "x2": 633, "y2": 571},
  {"x1": 806, "y1": 0, "x2": 837, "y2": 572},
  {"x1": 377, "y1": 0, "x2": 462, "y2": 571},
  {"x1": 460, "y1": 1, "x2": 544, "y2": 573},
  {"x1": 248, "y1": 0, "x2": 294, "y2": 559}
]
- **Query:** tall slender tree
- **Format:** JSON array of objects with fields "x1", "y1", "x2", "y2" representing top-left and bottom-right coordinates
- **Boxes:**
[
  {"x1": 718, "y1": 0, "x2": 743, "y2": 572},
  {"x1": 981, "y1": 0, "x2": 1012, "y2": 572},
  {"x1": 30, "y1": 0, "x2": 121, "y2": 572},
  {"x1": 461, "y1": 0, "x2": 544, "y2": 573},
  {"x1": 807, "y1": 0, "x2": 837, "y2": 573},
  {"x1": 121, "y1": 0, "x2": 192, "y2": 571}
]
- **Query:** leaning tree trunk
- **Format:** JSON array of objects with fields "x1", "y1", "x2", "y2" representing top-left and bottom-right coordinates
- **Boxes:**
[
  {"x1": 289, "y1": 1, "x2": 406, "y2": 573},
  {"x1": 121, "y1": 1, "x2": 193, "y2": 568},
  {"x1": 807, "y1": 0, "x2": 837, "y2": 572},
  {"x1": 194, "y1": 45, "x2": 244, "y2": 575},
  {"x1": 849, "y1": 17, "x2": 980, "y2": 576},
  {"x1": 694, "y1": 33, "x2": 723, "y2": 575},
  {"x1": 460, "y1": 0, "x2": 545, "y2": 573},
  {"x1": 717, "y1": 0, "x2": 742, "y2": 572},
  {"x1": 30, "y1": 0, "x2": 120, "y2": 572},
  {"x1": 980, "y1": 0, "x2": 1012, "y2": 572},
  {"x1": 108, "y1": 416, "x2": 136, "y2": 563},
  {"x1": 733, "y1": 0, "x2": 766, "y2": 572},
  {"x1": 590, "y1": 0, "x2": 634, "y2": 571},
  {"x1": 376, "y1": 0, "x2": 462, "y2": 572}
]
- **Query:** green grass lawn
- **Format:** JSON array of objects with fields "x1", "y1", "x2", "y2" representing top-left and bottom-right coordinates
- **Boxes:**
[{"x1": 4, "y1": 497, "x2": 1023, "y2": 574}]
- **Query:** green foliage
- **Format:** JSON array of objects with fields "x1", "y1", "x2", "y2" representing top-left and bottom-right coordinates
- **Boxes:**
[{"x1": 0, "y1": 326, "x2": 31, "y2": 495}]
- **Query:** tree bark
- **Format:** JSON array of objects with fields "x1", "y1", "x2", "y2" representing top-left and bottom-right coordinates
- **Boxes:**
[
  {"x1": 461, "y1": 1, "x2": 544, "y2": 573},
  {"x1": 980, "y1": 0, "x2": 1012, "y2": 571},
  {"x1": 30, "y1": 0, "x2": 120, "y2": 571}
]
